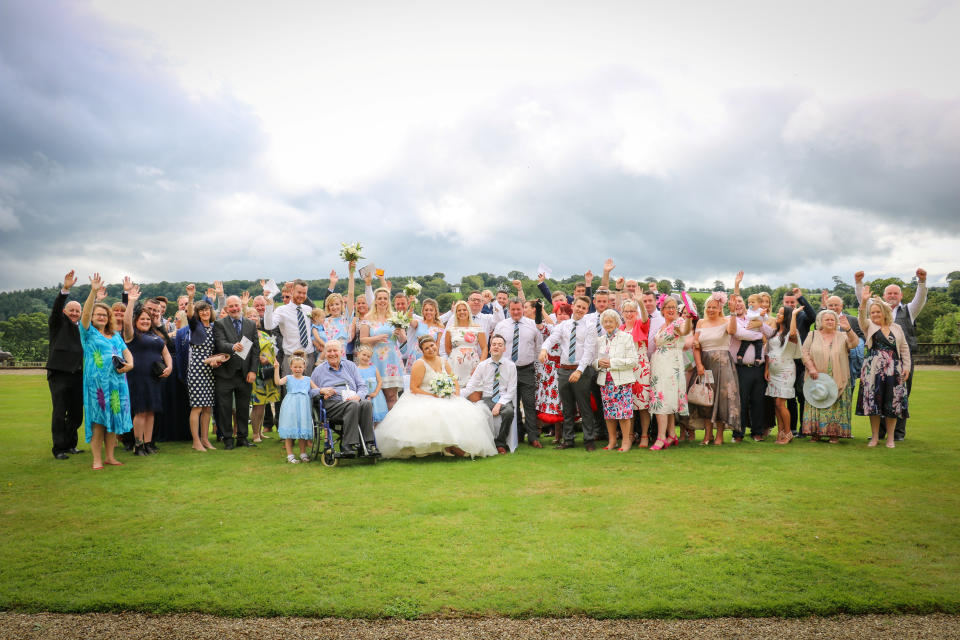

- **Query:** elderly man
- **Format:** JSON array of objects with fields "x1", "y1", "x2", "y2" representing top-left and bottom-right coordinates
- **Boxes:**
[
  {"x1": 46, "y1": 270, "x2": 85, "y2": 460},
  {"x1": 465, "y1": 334, "x2": 517, "y2": 454},
  {"x1": 309, "y1": 341, "x2": 378, "y2": 457},
  {"x1": 264, "y1": 278, "x2": 319, "y2": 375},
  {"x1": 855, "y1": 268, "x2": 927, "y2": 441},
  {"x1": 494, "y1": 299, "x2": 543, "y2": 448},
  {"x1": 540, "y1": 296, "x2": 599, "y2": 450},
  {"x1": 213, "y1": 295, "x2": 260, "y2": 449}
]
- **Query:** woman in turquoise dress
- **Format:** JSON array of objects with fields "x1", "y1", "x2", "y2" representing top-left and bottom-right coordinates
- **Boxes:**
[
  {"x1": 359, "y1": 287, "x2": 405, "y2": 410},
  {"x1": 79, "y1": 273, "x2": 134, "y2": 470},
  {"x1": 355, "y1": 345, "x2": 388, "y2": 422}
]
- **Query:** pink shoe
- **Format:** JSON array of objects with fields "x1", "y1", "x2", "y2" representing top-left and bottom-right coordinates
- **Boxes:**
[
  {"x1": 650, "y1": 438, "x2": 666, "y2": 451},
  {"x1": 668, "y1": 435, "x2": 679, "y2": 447}
]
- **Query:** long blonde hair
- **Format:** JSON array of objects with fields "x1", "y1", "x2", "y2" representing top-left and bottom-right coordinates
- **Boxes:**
[
  {"x1": 451, "y1": 300, "x2": 472, "y2": 327},
  {"x1": 365, "y1": 287, "x2": 393, "y2": 322}
]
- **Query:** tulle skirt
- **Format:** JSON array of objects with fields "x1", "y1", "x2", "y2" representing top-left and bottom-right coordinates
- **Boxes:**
[{"x1": 376, "y1": 394, "x2": 497, "y2": 459}]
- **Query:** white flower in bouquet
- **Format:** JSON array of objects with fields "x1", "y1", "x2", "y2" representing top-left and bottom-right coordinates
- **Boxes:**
[
  {"x1": 338, "y1": 241, "x2": 364, "y2": 263},
  {"x1": 387, "y1": 310, "x2": 411, "y2": 329},
  {"x1": 429, "y1": 372, "x2": 457, "y2": 398},
  {"x1": 403, "y1": 280, "x2": 422, "y2": 297}
]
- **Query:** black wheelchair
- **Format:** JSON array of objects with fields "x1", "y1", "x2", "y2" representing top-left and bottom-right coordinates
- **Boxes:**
[{"x1": 311, "y1": 398, "x2": 381, "y2": 466}]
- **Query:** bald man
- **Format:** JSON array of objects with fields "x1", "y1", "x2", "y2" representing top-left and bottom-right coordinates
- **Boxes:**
[
  {"x1": 855, "y1": 269, "x2": 927, "y2": 441},
  {"x1": 213, "y1": 295, "x2": 261, "y2": 449},
  {"x1": 46, "y1": 270, "x2": 85, "y2": 460}
]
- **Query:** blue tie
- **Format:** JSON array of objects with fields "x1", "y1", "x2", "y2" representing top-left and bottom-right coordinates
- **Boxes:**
[
  {"x1": 234, "y1": 319, "x2": 242, "y2": 336},
  {"x1": 492, "y1": 361, "x2": 501, "y2": 402},
  {"x1": 295, "y1": 306, "x2": 309, "y2": 348},
  {"x1": 568, "y1": 321, "x2": 577, "y2": 364}
]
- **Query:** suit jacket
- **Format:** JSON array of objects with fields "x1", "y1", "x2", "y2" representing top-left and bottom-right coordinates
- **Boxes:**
[
  {"x1": 45, "y1": 292, "x2": 83, "y2": 373},
  {"x1": 212, "y1": 316, "x2": 260, "y2": 379}
]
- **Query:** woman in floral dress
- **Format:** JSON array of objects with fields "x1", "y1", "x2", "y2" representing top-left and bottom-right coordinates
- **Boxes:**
[
  {"x1": 691, "y1": 292, "x2": 740, "y2": 446},
  {"x1": 855, "y1": 287, "x2": 912, "y2": 448},
  {"x1": 405, "y1": 298, "x2": 445, "y2": 374},
  {"x1": 800, "y1": 309, "x2": 859, "y2": 443},
  {"x1": 249, "y1": 309, "x2": 281, "y2": 442},
  {"x1": 359, "y1": 287, "x2": 405, "y2": 410},
  {"x1": 648, "y1": 297, "x2": 692, "y2": 451},
  {"x1": 444, "y1": 300, "x2": 486, "y2": 387}
]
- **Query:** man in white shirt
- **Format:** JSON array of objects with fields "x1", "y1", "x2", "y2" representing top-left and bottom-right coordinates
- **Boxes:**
[
  {"x1": 539, "y1": 296, "x2": 599, "y2": 451},
  {"x1": 855, "y1": 268, "x2": 927, "y2": 441},
  {"x1": 264, "y1": 278, "x2": 316, "y2": 375},
  {"x1": 494, "y1": 299, "x2": 544, "y2": 448},
  {"x1": 465, "y1": 334, "x2": 517, "y2": 454}
]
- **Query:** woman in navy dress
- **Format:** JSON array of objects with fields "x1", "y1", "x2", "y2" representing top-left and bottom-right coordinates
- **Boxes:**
[{"x1": 124, "y1": 287, "x2": 172, "y2": 456}]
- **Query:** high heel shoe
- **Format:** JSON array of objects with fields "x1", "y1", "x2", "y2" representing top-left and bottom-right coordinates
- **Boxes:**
[
  {"x1": 650, "y1": 438, "x2": 666, "y2": 451},
  {"x1": 668, "y1": 435, "x2": 679, "y2": 447}
]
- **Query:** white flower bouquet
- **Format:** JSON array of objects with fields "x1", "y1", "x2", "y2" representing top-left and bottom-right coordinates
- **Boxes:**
[
  {"x1": 338, "y1": 241, "x2": 364, "y2": 263},
  {"x1": 387, "y1": 310, "x2": 411, "y2": 329},
  {"x1": 403, "y1": 280, "x2": 422, "y2": 297},
  {"x1": 430, "y1": 372, "x2": 457, "y2": 398}
]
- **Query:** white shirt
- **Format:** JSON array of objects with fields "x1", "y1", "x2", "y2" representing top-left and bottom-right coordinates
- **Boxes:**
[
  {"x1": 584, "y1": 310, "x2": 622, "y2": 337},
  {"x1": 541, "y1": 316, "x2": 598, "y2": 372},
  {"x1": 493, "y1": 316, "x2": 543, "y2": 367},
  {"x1": 447, "y1": 311, "x2": 496, "y2": 336},
  {"x1": 728, "y1": 315, "x2": 775, "y2": 365},
  {"x1": 464, "y1": 357, "x2": 517, "y2": 404},
  {"x1": 854, "y1": 281, "x2": 927, "y2": 323},
  {"x1": 264, "y1": 302, "x2": 315, "y2": 355}
]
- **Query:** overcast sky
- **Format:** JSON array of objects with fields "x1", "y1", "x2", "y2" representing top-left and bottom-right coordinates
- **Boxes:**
[{"x1": 1, "y1": 0, "x2": 959, "y2": 292}]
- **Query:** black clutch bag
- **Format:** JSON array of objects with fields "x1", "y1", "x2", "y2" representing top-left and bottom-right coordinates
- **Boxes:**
[
  {"x1": 112, "y1": 355, "x2": 126, "y2": 373},
  {"x1": 151, "y1": 360, "x2": 166, "y2": 378},
  {"x1": 260, "y1": 363, "x2": 275, "y2": 380}
]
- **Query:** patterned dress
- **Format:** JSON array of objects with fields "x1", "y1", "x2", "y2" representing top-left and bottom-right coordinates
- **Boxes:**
[
  {"x1": 405, "y1": 322, "x2": 445, "y2": 374},
  {"x1": 621, "y1": 320, "x2": 651, "y2": 410},
  {"x1": 765, "y1": 334, "x2": 800, "y2": 398},
  {"x1": 802, "y1": 353, "x2": 853, "y2": 439},
  {"x1": 277, "y1": 375, "x2": 314, "y2": 440},
  {"x1": 535, "y1": 324, "x2": 563, "y2": 424},
  {"x1": 447, "y1": 325, "x2": 483, "y2": 387},
  {"x1": 187, "y1": 323, "x2": 216, "y2": 407},
  {"x1": 251, "y1": 329, "x2": 281, "y2": 405},
  {"x1": 856, "y1": 330, "x2": 909, "y2": 419},
  {"x1": 689, "y1": 323, "x2": 740, "y2": 429},
  {"x1": 363, "y1": 319, "x2": 405, "y2": 389},
  {"x1": 79, "y1": 324, "x2": 133, "y2": 442},
  {"x1": 358, "y1": 364, "x2": 388, "y2": 422},
  {"x1": 649, "y1": 319, "x2": 689, "y2": 416},
  {"x1": 323, "y1": 311, "x2": 354, "y2": 356}
]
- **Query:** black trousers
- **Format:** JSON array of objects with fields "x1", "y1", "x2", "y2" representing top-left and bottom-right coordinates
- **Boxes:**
[
  {"x1": 320, "y1": 396, "x2": 374, "y2": 448},
  {"x1": 881, "y1": 358, "x2": 915, "y2": 440},
  {"x1": 481, "y1": 398, "x2": 515, "y2": 449},
  {"x1": 787, "y1": 358, "x2": 806, "y2": 434},
  {"x1": 557, "y1": 366, "x2": 598, "y2": 444},
  {"x1": 48, "y1": 370, "x2": 83, "y2": 455},
  {"x1": 515, "y1": 364, "x2": 539, "y2": 443},
  {"x1": 735, "y1": 364, "x2": 766, "y2": 438},
  {"x1": 215, "y1": 374, "x2": 251, "y2": 442}
]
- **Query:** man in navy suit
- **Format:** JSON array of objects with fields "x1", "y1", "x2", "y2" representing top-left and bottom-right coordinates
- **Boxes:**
[
  {"x1": 213, "y1": 295, "x2": 260, "y2": 449},
  {"x1": 45, "y1": 269, "x2": 85, "y2": 459}
]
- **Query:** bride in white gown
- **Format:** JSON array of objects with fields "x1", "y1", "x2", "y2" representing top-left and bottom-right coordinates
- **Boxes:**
[{"x1": 377, "y1": 335, "x2": 497, "y2": 459}]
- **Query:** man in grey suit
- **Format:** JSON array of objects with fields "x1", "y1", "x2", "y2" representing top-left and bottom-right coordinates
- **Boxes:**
[{"x1": 213, "y1": 295, "x2": 260, "y2": 449}]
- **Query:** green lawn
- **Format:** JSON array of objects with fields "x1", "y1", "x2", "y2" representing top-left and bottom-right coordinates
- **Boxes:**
[{"x1": 1, "y1": 371, "x2": 958, "y2": 618}]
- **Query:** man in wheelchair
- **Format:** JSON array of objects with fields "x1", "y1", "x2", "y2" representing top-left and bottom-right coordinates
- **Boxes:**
[{"x1": 309, "y1": 340, "x2": 379, "y2": 457}]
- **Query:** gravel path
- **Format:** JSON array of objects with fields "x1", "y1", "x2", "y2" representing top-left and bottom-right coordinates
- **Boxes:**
[{"x1": 2, "y1": 613, "x2": 958, "y2": 639}]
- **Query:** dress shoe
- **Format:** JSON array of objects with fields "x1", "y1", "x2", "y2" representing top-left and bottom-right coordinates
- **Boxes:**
[
  {"x1": 238, "y1": 438, "x2": 256, "y2": 447},
  {"x1": 68, "y1": 448, "x2": 84, "y2": 454},
  {"x1": 134, "y1": 444, "x2": 149, "y2": 456},
  {"x1": 497, "y1": 446, "x2": 508, "y2": 454},
  {"x1": 223, "y1": 439, "x2": 236, "y2": 450},
  {"x1": 584, "y1": 441, "x2": 596, "y2": 452},
  {"x1": 529, "y1": 440, "x2": 543, "y2": 449},
  {"x1": 366, "y1": 443, "x2": 381, "y2": 457},
  {"x1": 53, "y1": 452, "x2": 69, "y2": 460},
  {"x1": 340, "y1": 445, "x2": 357, "y2": 458},
  {"x1": 554, "y1": 441, "x2": 574, "y2": 450},
  {"x1": 145, "y1": 442, "x2": 159, "y2": 453}
]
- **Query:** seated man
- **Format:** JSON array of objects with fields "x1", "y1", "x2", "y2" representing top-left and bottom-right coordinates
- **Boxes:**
[
  {"x1": 309, "y1": 340, "x2": 378, "y2": 457},
  {"x1": 464, "y1": 334, "x2": 517, "y2": 454}
]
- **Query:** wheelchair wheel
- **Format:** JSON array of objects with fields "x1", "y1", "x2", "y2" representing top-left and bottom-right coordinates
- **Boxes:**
[{"x1": 320, "y1": 449, "x2": 338, "y2": 467}]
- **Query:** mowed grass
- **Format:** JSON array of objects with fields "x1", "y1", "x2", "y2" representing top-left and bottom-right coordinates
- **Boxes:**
[{"x1": 0, "y1": 371, "x2": 958, "y2": 618}]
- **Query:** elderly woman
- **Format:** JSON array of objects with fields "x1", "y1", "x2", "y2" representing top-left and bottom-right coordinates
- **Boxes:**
[
  {"x1": 800, "y1": 309, "x2": 859, "y2": 443},
  {"x1": 79, "y1": 273, "x2": 134, "y2": 470},
  {"x1": 594, "y1": 309, "x2": 639, "y2": 451},
  {"x1": 359, "y1": 287, "x2": 406, "y2": 410},
  {"x1": 691, "y1": 292, "x2": 741, "y2": 446},
  {"x1": 856, "y1": 286, "x2": 911, "y2": 448},
  {"x1": 619, "y1": 298, "x2": 652, "y2": 446},
  {"x1": 649, "y1": 297, "x2": 693, "y2": 450}
]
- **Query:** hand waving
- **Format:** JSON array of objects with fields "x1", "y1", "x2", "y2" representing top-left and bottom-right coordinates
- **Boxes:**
[{"x1": 63, "y1": 270, "x2": 78, "y2": 290}]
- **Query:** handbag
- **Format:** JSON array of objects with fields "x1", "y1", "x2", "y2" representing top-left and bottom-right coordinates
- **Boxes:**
[
  {"x1": 151, "y1": 360, "x2": 166, "y2": 378},
  {"x1": 260, "y1": 363, "x2": 275, "y2": 380},
  {"x1": 112, "y1": 355, "x2": 126, "y2": 373},
  {"x1": 687, "y1": 374, "x2": 714, "y2": 406}
]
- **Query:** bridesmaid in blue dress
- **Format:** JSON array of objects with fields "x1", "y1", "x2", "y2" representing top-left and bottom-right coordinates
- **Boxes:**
[
  {"x1": 355, "y1": 345, "x2": 388, "y2": 422},
  {"x1": 78, "y1": 273, "x2": 134, "y2": 470},
  {"x1": 359, "y1": 287, "x2": 405, "y2": 410},
  {"x1": 274, "y1": 351, "x2": 320, "y2": 463}
]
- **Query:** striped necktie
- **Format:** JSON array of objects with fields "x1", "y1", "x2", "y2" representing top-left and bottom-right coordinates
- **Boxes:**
[
  {"x1": 492, "y1": 361, "x2": 501, "y2": 402},
  {"x1": 568, "y1": 320, "x2": 577, "y2": 364},
  {"x1": 596, "y1": 315, "x2": 602, "y2": 336},
  {"x1": 511, "y1": 320, "x2": 520, "y2": 362},
  {"x1": 295, "y1": 306, "x2": 308, "y2": 348}
]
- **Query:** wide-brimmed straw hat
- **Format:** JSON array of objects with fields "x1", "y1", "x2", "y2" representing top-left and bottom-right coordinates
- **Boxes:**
[{"x1": 803, "y1": 373, "x2": 839, "y2": 409}]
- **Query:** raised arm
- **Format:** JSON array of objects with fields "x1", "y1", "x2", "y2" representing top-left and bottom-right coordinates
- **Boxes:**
[
  {"x1": 733, "y1": 270, "x2": 743, "y2": 298},
  {"x1": 80, "y1": 272, "x2": 102, "y2": 330},
  {"x1": 124, "y1": 285, "x2": 141, "y2": 342},
  {"x1": 907, "y1": 268, "x2": 927, "y2": 321},
  {"x1": 600, "y1": 259, "x2": 614, "y2": 290},
  {"x1": 346, "y1": 261, "x2": 356, "y2": 315},
  {"x1": 185, "y1": 283, "x2": 196, "y2": 319}
]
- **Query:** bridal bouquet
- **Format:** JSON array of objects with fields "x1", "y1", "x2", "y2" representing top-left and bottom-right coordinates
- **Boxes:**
[
  {"x1": 403, "y1": 279, "x2": 422, "y2": 297},
  {"x1": 430, "y1": 372, "x2": 457, "y2": 398},
  {"x1": 338, "y1": 241, "x2": 364, "y2": 263},
  {"x1": 387, "y1": 310, "x2": 411, "y2": 329}
]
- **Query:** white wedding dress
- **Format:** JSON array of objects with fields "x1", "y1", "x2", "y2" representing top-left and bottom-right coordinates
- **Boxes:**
[{"x1": 376, "y1": 357, "x2": 498, "y2": 459}]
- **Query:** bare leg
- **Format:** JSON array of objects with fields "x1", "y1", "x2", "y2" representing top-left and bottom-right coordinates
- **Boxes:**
[
  {"x1": 383, "y1": 388, "x2": 399, "y2": 410},
  {"x1": 250, "y1": 404, "x2": 265, "y2": 442},
  {"x1": 618, "y1": 417, "x2": 633, "y2": 451},
  {"x1": 885, "y1": 417, "x2": 896, "y2": 447},
  {"x1": 713, "y1": 422, "x2": 725, "y2": 445},
  {"x1": 775, "y1": 398, "x2": 792, "y2": 444},
  {"x1": 603, "y1": 418, "x2": 618, "y2": 449},
  {"x1": 284, "y1": 439, "x2": 295, "y2": 456},
  {"x1": 143, "y1": 412, "x2": 155, "y2": 444},
  {"x1": 90, "y1": 424, "x2": 105, "y2": 468},
  {"x1": 132, "y1": 413, "x2": 146, "y2": 444},
  {"x1": 189, "y1": 407, "x2": 206, "y2": 450},
  {"x1": 868, "y1": 416, "x2": 880, "y2": 447},
  {"x1": 638, "y1": 410, "x2": 650, "y2": 447},
  {"x1": 702, "y1": 420, "x2": 714, "y2": 445},
  {"x1": 104, "y1": 432, "x2": 119, "y2": 464},
  {"x1": 665, "y1": 414, "x2": 676, "y2": 440}
]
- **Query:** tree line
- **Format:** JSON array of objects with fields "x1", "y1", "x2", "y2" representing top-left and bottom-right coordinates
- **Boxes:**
[{"x1": 2, "y1": 271, "x2": 959, "y2": 363}]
